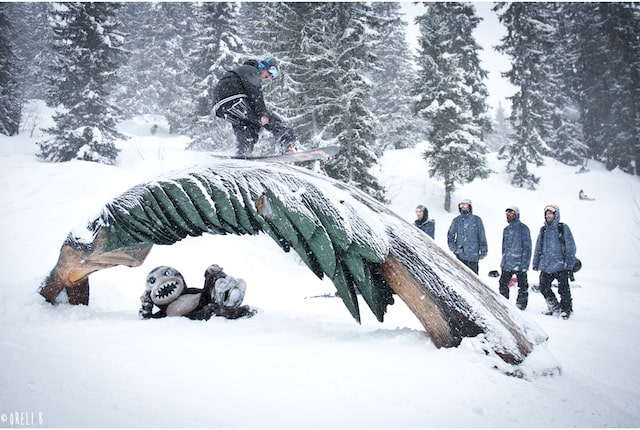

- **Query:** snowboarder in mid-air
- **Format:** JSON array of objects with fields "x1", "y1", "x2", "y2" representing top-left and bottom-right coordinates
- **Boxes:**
[{"x1": 212, "y1": 56, "x2": 298, "y2": 157}]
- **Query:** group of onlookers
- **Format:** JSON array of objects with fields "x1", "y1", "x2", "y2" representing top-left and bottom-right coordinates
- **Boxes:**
[{"x1": 414, "y1": 200, "x2": 577, "y2": 320}]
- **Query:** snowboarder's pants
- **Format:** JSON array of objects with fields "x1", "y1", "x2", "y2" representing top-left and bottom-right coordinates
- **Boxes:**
[
  {"x1": 232, "y1": 115, "x2": 297, "y2": 156},
  {"x1": 538, "y1": 270, "x2": 572, "y2": 313},
  {"x1": 215, "y1": 96, "x2": 297, "y2": 155},
  {"x1": 499, "y1": 270, "x2": 529, "y2": 309},
  {"x1": 457, "y1": 257, "x2": 479, "y2": 275}
]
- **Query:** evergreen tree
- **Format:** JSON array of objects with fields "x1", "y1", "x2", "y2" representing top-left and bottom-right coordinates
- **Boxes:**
[
  {"x1": 241, "y1": 2, "x2": 321, "y2": 147},
  {"x1": 414, "y1": 2, "x2": 490, "y2": 211},
  {"x1": 186, "y1": 2, "x2": 245, "y2": 151},
  {"x1": 546, "y1": 3, "x2": 588, "y2": 166},
  {"x1": 369, "y1": 2, "x2": 420, "y2": 152},
  {"x1": 115, "y1": 3, "x2": 165, "y2": 119},
  {"x1": 155, "y1": 3, "x2": 196, "y2": 134},
  {"x1": 243, "y1": 2, "x2": 385, "y2": 200},
  {"x1": 572, "y1": 3, "x2": 640, "y2": 175},
  {"x1": 320, "y1": 3, "x2": 385, "y2": 201},
  {"x1": 0, "y1": 3, "x2": 21, "y2": 136},
  {"x1": 38, "y1": 3, "x2": 127, "y2": 164},
  {"x1": 116, "y1": 3, "x2": 195, "y2": 134},
  {"x1": 495, "y1": 2, "x2": 558, "y2": 189},
  {"x1": 486, "y1": 101, "x2": 513, "y2": 155},
  {"x1": 8, "y1": 2, "x2": 52, "y2": 100}
]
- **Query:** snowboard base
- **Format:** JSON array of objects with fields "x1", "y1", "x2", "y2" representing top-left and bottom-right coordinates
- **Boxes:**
[{"x1": 213, "y1": 146, "x2": 340, "y2": 163}]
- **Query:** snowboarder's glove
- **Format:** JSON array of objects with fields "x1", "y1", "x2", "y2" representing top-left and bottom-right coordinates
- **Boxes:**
[{"x1": 567, "y1": 270, "x2": 575, "y2": 282}]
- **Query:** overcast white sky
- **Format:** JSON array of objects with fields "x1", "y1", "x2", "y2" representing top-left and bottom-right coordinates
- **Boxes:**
[{"x1": 399, "y1": 1, "x2": 517, "y2": 115}]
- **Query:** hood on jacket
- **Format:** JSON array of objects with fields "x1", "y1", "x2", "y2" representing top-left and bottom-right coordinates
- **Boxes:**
[
  {"x1": 458, "y1": 198, "x2": 472, "y2": 214},
  {"x1": 506, "y1": 205, "x2": 520, "y2": 221},
  {"x1": 544, "y1": 204, "x2": 561, "y2": 225},
  {"x1": 243, "y1": 59, "x2": 260, "y2": 69},
  {"x1": 416, "y1": 204, "x2": 429, "y2": 220}
]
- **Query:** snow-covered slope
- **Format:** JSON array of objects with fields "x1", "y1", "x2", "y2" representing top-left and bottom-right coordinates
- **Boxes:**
[{"x1": 1, "y1": 103, "x2": 639, "y2": 427}]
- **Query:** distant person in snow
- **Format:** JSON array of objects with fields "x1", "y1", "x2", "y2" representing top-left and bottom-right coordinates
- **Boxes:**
[
  {"x1": 447, "y1": 199, "x2": 488, "y2": 275},
  {"x1": 498, "y1": 206, "x2": 532, "y2": 310},
  {"x1": 414, "y1": 204, "x2": 435, "y2": 239},
  {"x1": 212, "y1": 56, "x2": 298, "y2": 157},
  {"x1": 579, "y1": 189, "x2": 595, "y2": 201},
  {"x1": 532, "y1": 204, "x2": 577, "y2": 320}
]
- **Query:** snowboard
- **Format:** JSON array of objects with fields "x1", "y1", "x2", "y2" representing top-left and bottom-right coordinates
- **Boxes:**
[
  {"x1": 214, "y1": 145, "x2": 340, "y2": 163},
  {"x1": 531, "y1": 283, "x2": 582, "y2": 292}
]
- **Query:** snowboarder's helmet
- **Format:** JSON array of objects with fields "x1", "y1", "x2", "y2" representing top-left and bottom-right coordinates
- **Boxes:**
[
  {"x1": 458, "y1": 199, "x2": 472, "y2": 213},
  {"x1": 259, "y1": 57, "x2": 280, "y2": 78},
  {"x1": 505, "y1": 205, "x2": 519, "y2": 217}
]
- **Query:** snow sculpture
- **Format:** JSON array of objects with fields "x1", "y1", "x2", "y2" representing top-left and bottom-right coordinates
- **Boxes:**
[{"x1": 39, "y1": 159, "x2": 553, "y2": 371}]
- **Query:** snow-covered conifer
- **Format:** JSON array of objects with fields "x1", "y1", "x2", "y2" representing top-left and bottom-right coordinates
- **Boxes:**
[
  {"x1": 486, "y1": 102, "x2": 513, "y2": 155},
  {"x1": 186, "y1": 2, "x2": 245, "y2": 151},
  {"x1": 116, "y1": 3, "x2": 195, "y2": 134},
  {"x1": 571, "y1": 3, "x2": 640, "y2": 175},
  {"x1": 8, "y1": 2, "x2": 52, "y2": 101},
  {"x1": 413, "y1": 2, "x2": 490, "y2": 210},
  {"x1": 369, "y1": 2, "x2": 420, "y2": 152},
  {"x1": 38, "y1": 3, "x2": 127, "y2": 164},
  {"x1": 243, "y1": 3, "x2": 385, "y2": 200},
  {"x1": 495, "y1": 2, "x2": 557, "y2": 188},
  {"x1": 0, "y1": 3, "x2": 22, "y2": 136}
]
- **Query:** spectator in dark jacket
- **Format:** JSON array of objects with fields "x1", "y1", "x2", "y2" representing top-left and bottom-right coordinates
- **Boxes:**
[
  {"x1": 414, "y1": 205, "x2": 435, "y2": 239},
  {"x1": 532, "y1": 204, "x2": 577, "y2": 319},
  {"x1": 447, "y1": 199, "x2": 488, "y2": 274},
  {"x1": 499, "y1": 205, "x2": 532, "y2": 310},
  {"x1": 212, "y1": 57, "x2": 298, "y2": 156}
]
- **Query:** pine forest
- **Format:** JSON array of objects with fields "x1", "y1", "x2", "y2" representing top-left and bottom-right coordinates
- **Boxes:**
[{"x1": 0, "y1": 2, "x2": 638, "y2": 209}]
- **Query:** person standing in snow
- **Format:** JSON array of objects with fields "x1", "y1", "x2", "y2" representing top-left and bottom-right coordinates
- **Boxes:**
[
  {"x1": 499, "y1": 206, "x2": 532, "y2": 310},
  {"x1": 414, "y1": 204, "x2": 435, "y2": 239},
  {"x1": 212, "y1": 56, "x2": 298, "y2": 157},
  {"x1": 447, "y1": 199, "x2": 488, "y2": 274},
  {"x1": 532, "y1": 204, "x2": 577, "y2": 319}
]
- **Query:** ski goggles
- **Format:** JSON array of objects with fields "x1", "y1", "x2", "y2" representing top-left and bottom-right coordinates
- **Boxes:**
[
  {"x1": 544, "y1": 205, "x2": 556, "y2": 213},
  {"x1": 267, "y1": 65, "x2": 280, "y2": 79}
]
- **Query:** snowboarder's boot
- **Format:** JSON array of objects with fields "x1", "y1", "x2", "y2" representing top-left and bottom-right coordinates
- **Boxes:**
[
  {"x1": 542, "y1": 297, "x2": 561, "y2": 316},
  {"x1": 516, "y1": 291, "x2": 528, "y2": 311}
]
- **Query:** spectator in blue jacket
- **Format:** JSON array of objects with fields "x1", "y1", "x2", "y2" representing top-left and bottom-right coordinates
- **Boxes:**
[
  {"x1": 499, "y1": 205, "x2": 532, "y2": 310},
  {"x1": 414, "y1": 205, "x2": 435, "y2": 239},
  {"x1": 447, "y1": 199, "x2": 488, "y2": 274},
  {"x1": 532, "y1": 204, "x2": 577, "y2": 319}
]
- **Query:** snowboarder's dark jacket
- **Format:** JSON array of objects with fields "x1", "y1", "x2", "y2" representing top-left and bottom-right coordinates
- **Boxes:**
[
  {"x1": 415, "y1": 218, "x2": 435, "y2": 239},
  {"x1": 447, "y1": 204, "x2": 488, "y2": 262},
  {"x1": 500, "y1": 207, "x2": 532, "y2": 272},
  {"x1": 532, "y1": 205, "x2": 577, "y2": 274},
  {"x1": 213, "y1": 60, "x2": 269, "y2": 119}
]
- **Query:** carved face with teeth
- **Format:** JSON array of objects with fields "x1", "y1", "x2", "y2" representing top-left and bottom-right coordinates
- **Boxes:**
[{"x1": 147, "y1": 266, "x2": 186, "y2": 306}]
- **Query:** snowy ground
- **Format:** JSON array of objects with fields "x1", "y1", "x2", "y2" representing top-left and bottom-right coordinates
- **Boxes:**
[{"x1": 1, "y1": 101, "x2": 639, "y2": 427}]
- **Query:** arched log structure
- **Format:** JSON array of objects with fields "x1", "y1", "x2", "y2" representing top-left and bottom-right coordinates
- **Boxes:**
[{"x1": 39, "y1": 160, "x2": 551, "y2": 368}]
